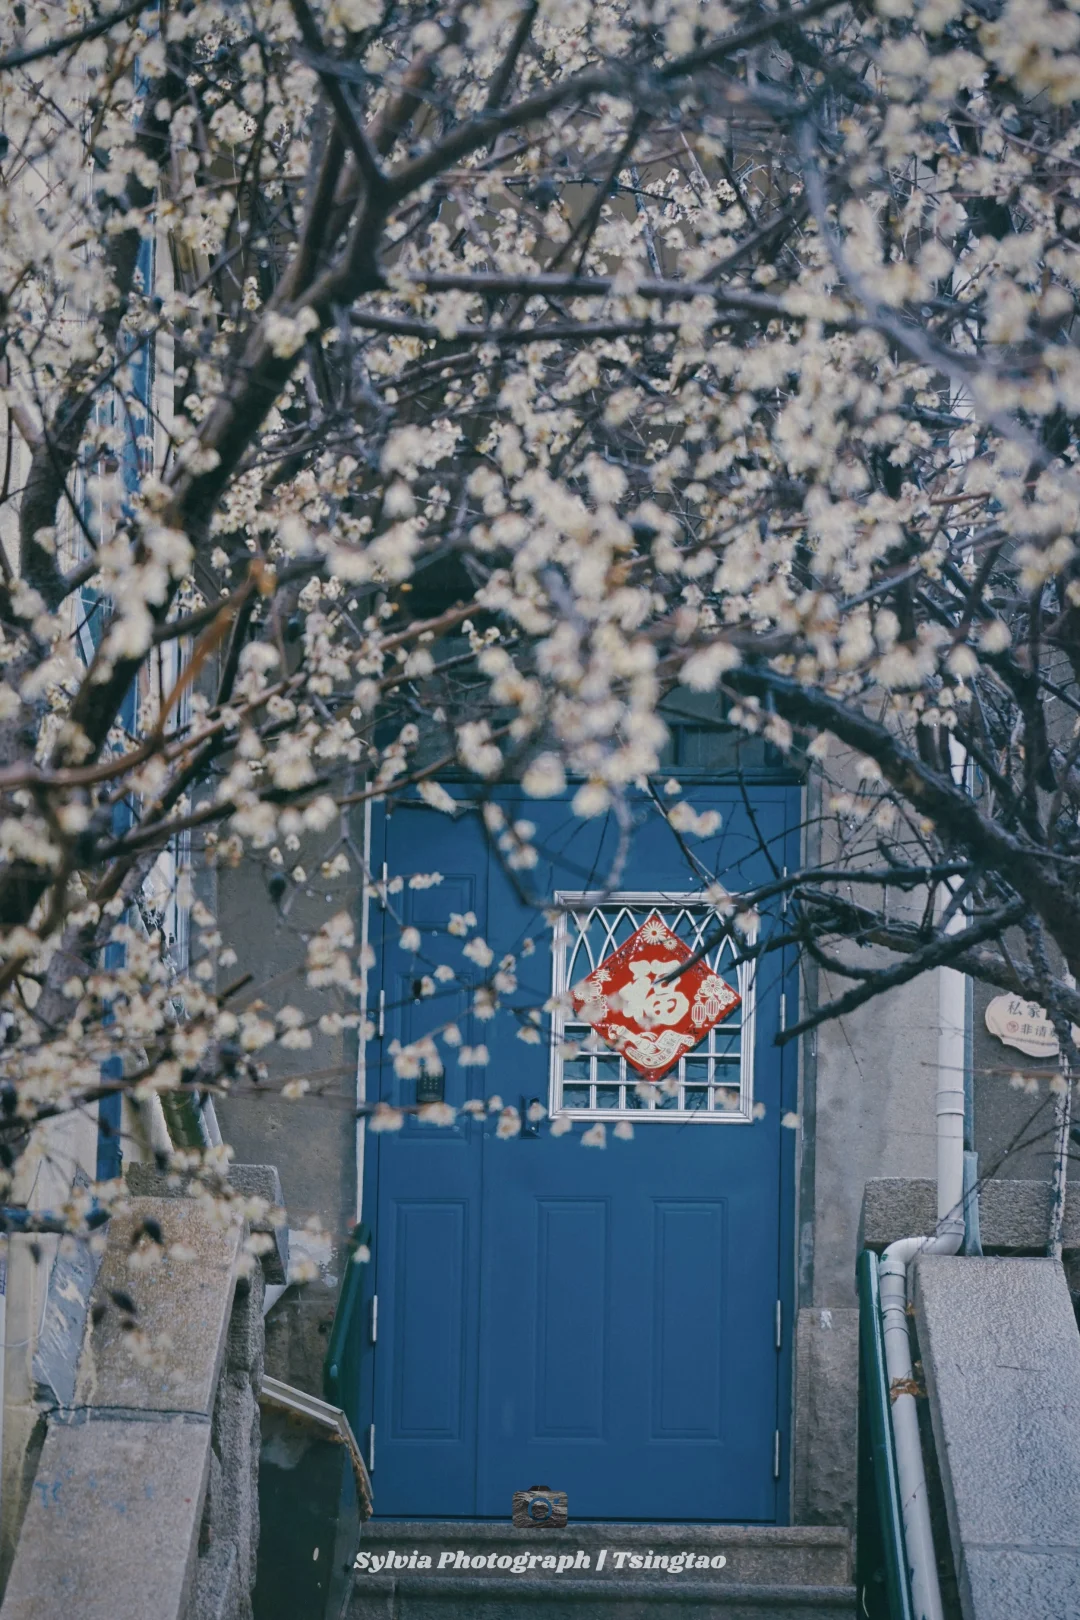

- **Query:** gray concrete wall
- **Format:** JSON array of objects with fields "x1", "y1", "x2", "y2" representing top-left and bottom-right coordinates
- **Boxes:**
[
  {"x1": 809, "y1": 957, "x2": 940, "y2": 1306},
  {"x1": 795, "y1": 969, "x2": 940, "y2": 1526},
  {"x1": 792, "y1": 749, "x2": 941, "y2": 1529},
  {"x1": 803, "y1": 738, "x2": 942, "y2": 1311},
  {"x1": 792, "y1": 1307, "x2": 859, "y2": 1530},
  {"x1": 862, "y1": 1175, "x2": 1080, "y2": 1256},
  {"x1": 215, "y1": 830, "x2": 361, "y2": 1395}
]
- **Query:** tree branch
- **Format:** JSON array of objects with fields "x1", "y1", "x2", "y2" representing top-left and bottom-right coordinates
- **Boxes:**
[
  {"x1": 289, "y1": 0, "x2": 385, "y2": 200},
  {"x1": 0, "y1": 0, "x2": 147, "y2": 73},
  {"x1": 779, "y1": 897, "x2": 1028, "y2": 1045},
  {"x1": 384, "y1": 267, "x2": 811, "y2": 322},
  {"x1": 719, "y1": 660, "x2": 1080, "y2": 972}
]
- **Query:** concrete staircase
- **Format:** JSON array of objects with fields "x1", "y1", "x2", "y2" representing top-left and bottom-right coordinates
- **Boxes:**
[{"x1": 347, "y1": 1521, "x2": 855, "y2": 1619}]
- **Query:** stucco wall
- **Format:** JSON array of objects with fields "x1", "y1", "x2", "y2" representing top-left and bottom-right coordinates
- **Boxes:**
[
  {"x1": 792, "y1": 752, "x2": 941, "y2": 1529},
  {"x1": 215, "y1": 831, "x2": 361, "y2": 1396},
  {"x1": 808, "y1": 962, "x2": 941, "y2": 1307}
]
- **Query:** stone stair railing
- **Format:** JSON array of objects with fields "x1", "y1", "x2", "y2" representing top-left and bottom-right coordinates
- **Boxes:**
[
  {"x1": 913, "y1": 1255, "x2": 1080, "y2": 1620},
  {"x1": 0, "y1": 1167, "x2": 286, "y2": 1620}
]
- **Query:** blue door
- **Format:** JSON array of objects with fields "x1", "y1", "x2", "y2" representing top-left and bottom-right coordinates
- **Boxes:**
[{"x1": 358, "y1": 782, "x2": 798, "y2": 1521}]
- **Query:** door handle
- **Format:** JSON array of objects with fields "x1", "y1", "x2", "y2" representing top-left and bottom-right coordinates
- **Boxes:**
[{"x1": 521, "y1": 1097, "x2": 541, "y2": 1138}]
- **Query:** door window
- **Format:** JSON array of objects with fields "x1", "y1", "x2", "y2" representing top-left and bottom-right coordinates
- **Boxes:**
[{"x1": 549, "y1": 892, "x2": 756, "y2": 1123}]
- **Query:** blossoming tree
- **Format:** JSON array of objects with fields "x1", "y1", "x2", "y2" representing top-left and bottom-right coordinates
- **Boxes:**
[{"x1": 2, "y1": 0, "x2": 1080, "y2": 1232}]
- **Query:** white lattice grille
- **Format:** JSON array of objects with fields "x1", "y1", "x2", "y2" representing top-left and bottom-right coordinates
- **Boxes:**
[{"x1": 549, "y1": 892, "x2": 755, "y2": 1123}]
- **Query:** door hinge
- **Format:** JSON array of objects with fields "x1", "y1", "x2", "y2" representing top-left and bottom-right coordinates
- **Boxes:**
[
  {"x1": 773, "y1": 1429, "x2": 781, "y2": 1480},
  {"x1": 780, "y1": 992, "x2": 786, "y2": 1032},
  {"x1": 368, "y1": 1423, "x2": 376, "y2": 1474},
  {"x1": 377, "y1": 988, "x2": 385, "y2": 1039},
  {"x1": 781, "y1": 866, "x2": 788, "y2": 913},
  {"x1": 380, "y1": 862, "x2": 388, "y2": 904},
  {"x1": 775, "y1": 1299, "x2": 782, "y2": 1351},
  {"x1": 369, "y1": 1294, "x2": 378, "y2": 1346}
]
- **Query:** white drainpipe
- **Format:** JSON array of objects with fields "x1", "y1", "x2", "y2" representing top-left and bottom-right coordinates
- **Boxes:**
[{"x1": 877, "y1": 944, "x2": 967, "y2": 1620}]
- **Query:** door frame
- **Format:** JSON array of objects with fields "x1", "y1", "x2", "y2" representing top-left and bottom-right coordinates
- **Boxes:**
[{"x1": 352, "y1": 774, "x2": 803, "y2": 1521}]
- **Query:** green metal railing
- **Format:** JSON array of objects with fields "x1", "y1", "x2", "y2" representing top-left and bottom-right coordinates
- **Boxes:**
[
  {"x1": 323, "y1": 1221, "x2": 371, "y2": 1419},
  {"x1": 856, "y1": 1249, "x2": 916, "y2": 1620}
]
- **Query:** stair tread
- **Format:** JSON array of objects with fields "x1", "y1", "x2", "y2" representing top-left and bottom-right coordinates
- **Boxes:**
[
  {"x1": 352, "y1": 1520, "x2": 855, "y2": 1611},
  {"x1": 361, "y1": 1522, "x2": 850, "y2": 1543},
  {"x1": 348, "y1": 1572, "x2": 857, "y2": 1617},
  {"x1": 353, "y1": 1525, "x2": 851, "y2": 1585},
  {"x1": 356, "y1": 1574, "x2": 856, "y2": 1595}
]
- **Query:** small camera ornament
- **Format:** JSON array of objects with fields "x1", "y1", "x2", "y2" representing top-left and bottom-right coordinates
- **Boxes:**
[{"x1": 512, "y1": 1485, "x2": 568, "y2": 1529}]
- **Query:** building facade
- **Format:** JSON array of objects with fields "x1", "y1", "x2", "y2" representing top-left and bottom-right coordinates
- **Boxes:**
[{"x1": 216, "y1": 724, "x2": 972, "y2": 1535}]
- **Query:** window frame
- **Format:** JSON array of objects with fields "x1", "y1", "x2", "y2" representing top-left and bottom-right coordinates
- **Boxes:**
[{"x1": 548, "y1": 890, "x2": 757, "y2": 1125}]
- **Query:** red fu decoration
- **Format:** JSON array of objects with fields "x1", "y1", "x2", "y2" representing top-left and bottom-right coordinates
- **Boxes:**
[{"x1": 570, "y1": 912, "x2": 741, "y2": 1081}]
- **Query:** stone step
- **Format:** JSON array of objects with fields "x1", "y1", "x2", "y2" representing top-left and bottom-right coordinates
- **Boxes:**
[
  {"x1": 347, "y1": 1572, "x2": 857, "y2": 1620},
  {"x1": 354, "y1": 1522, "x2": 852, "y2": 1589}
]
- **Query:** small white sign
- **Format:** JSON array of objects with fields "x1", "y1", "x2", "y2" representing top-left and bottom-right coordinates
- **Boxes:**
[{"x1": 985, "y1": 995, "x2": 1061, "y2": 1058}]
